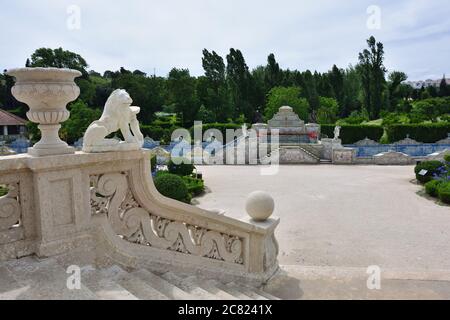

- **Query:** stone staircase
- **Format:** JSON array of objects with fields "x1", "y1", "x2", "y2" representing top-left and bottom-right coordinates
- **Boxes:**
[{"x1": 0, "y1": 256, "x2": 280, "y2": 300}]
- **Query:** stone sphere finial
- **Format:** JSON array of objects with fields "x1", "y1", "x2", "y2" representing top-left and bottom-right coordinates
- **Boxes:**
[{"x1": 246, "y1": 191, "x2": 275, "y2": 221}]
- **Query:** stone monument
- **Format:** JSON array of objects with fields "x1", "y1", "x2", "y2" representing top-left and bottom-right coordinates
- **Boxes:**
[{"x1": 83, "y1": 89, "x2": 144, "y2": 153}]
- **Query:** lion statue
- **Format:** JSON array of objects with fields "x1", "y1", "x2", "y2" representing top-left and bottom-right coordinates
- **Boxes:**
[{"x1": 82, "y1": 89, "x2": 144, "y2": 153}]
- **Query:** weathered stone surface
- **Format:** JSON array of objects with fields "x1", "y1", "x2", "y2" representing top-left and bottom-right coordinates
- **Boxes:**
[
  {"x1": 332, "y1": 148, "x2": 356, "y2": 165},
  {"x1": 4, "y1": 257, "x2": 97, "y2": 300},
  {"x1": 269, "y1": 146, "x2": 320, "y2": 164},
  {"x1": 374, "y1": 151, "x2": 414, "y2": 165},
  {"x1": 354, "y1": 137, "x2": 380, "y2": 146},
  {"x1": 394, "y1": 137, "x2": 422, "y2": 145},
  {"x1": 427, "y1": 149, "x2": 450, "y2": 161},
  {"x1": 268, "y1": 106, "x2": 305, "y2": 131},
  {"x1": 321, "y1": 138, "x2": 343, "y2": 161}
]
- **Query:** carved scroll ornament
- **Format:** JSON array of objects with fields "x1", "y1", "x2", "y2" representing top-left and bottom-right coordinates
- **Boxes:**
[{"x1": 90, "y1": 173, "x2": 243, "y2": 265}]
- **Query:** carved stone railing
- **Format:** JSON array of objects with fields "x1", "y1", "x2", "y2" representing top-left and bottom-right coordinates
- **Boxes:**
[
  {"x1": 0, "y1": 150, "x2": 280, "y2": 285},
  {"x1": 0, "y1": 182, "x2": 22, "y2": 241},
  {"x1": 90, "y1": 172, "x2": 244, "y2": 265},
  {"x1": 0, "y1": 160, "x2": 36, "y2": 261}
]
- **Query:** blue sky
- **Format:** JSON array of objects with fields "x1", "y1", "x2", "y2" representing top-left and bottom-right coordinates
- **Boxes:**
[{"x1": 1, "y1": 0, "x2": 449, "y2": 80}]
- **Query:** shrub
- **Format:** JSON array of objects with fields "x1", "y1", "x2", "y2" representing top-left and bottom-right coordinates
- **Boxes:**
[
  {"x1": 182, "y1": 176, "x2": 205, "y2": 197},
  {"x1": 445, "y1": 154, "x2": 450, "y2": 163},
  {"x1": 321, "y1": 125, "x2": 384, "y2": 144},
  {"x1": 154, "y1": 173, "x2": 190, "y2": 203},
  {"x1": 425, "y1": 180, "x2": 443, "y2": 198},
  {"x1": 168, "y1": 158, "x2": 195, "y2": 176},
  {"x1": 438, "y1": 182, "x2": 450, "y2": 204},
  {"x1": 385, "y1": 123, "x2": 450, "y2": 143},
  {"x1": 415, "y1": 161, "x2": 445, "y2": 184}
]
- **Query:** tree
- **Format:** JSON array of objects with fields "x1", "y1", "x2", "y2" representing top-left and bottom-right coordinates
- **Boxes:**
[
  {"x1": 167, "y1": 68, "x2": 199, "y2": 127},
  {"x1": 226, "y1": 48, "x2": 254, "y2": 121},
  {"x1": 301, "y1": 70, "x2": 320, "y2": 120},
  {"x1": 357, "y1": 36, "x2": 387, "y2": 119},
  {"x1": 265, "y1": 53, "x2": 282, "y2": 90},
  {"x1": 201, "y1": 49, "x2": 230, "y2": 122},
  {"x1": 329, "y1": 65, "x2": 345, "y2": 111},
  {"x1": 387, "y1": 71, "x2": 408, "y2": 111},
  {"x1": 196, "y1": 104, "x2": 216, "y2": 123},
  {"x1": 439, "y1": 75, "x2": 449, "y2": 97},
  {"x1": 61, "y1": 100, "x2": 102, "y2": 144},
  {"x1": 265, "y1": 86, "x2": 309, "y2": 121},
  {"x1": 317, "y1": 97, "x2": 339, "y2": 124},
  {"x1": 112, "y1": 72, "x2": 165, "y2": 124},
  {"x1": 28, "y1": 48, "x2": 89, "y2": 77}
]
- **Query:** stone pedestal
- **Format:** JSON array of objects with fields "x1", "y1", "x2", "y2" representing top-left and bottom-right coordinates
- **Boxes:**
[
  {"x1": 332, "y1": 148, "x2": 356, "y2": 165},
  {"x1": 321, "y1": 138, "x2": 343, "y2": 160}
]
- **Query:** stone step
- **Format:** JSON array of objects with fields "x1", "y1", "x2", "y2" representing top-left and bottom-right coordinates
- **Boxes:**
[
  {"x1": 132, "y1": 269, "x2": 194, "y2": 300},
  {"x1": 81, "y1": 266, "x2": 138, "y2": 300},
  {"x1": 0, "y1": 265, "x2": 28, "y2": 300},
  {"x1": 227, "y1": 282, "x2": 268, "y2": 300},
  {"x1": 161, "y1": 272, "x2": 219, "y2": 300},
  {"x1": 206, "y1": 279, "x2": 252, "y2": 300},
  {"x1": 184, "y1": 276, "x2": 237, "y2": 300},
  {"x1": 109, "y1": 267, "x2": 170, "y2": 300},
  {"x1": 4, "y1": 256, "x2": 97, "y2": 300},
  {"x1": 239, "y1": 284, "x2": 281, "y2": 300}
]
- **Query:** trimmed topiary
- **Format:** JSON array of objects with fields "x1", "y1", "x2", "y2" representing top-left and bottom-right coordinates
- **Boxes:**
[
  {"x1": 168, "y1": 158, "x2": 195, "y2": 176},
  {"x1": 425, "y1": 180, "x2": 443, "y2": 198},
  {"x1": 415, "y1": 161, "x2": 445, "y2": 184},
  {"x1": 438, "y1": 182, "x2": 450, "y2": 204},
  {"x1": 154, "y1": 173, "x2": 190, "y2": 204}
]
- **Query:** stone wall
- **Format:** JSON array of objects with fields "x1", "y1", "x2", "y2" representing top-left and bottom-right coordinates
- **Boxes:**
[{"x1": 0, "y1": 150, "x2": 280, "y2": 285}]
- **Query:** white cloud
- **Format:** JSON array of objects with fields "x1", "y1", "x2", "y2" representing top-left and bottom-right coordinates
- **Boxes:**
[{"x1": 0, "y1": 0, "x2": 448, "y2": 80}]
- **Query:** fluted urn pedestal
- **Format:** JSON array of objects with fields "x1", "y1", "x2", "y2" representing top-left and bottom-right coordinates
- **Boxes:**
[{"x1": 6, "y1": 68, "x2": 81, "y2": 157}]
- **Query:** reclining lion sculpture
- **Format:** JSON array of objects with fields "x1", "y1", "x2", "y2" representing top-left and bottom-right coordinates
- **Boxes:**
[{"x1": 83, "y1": 89, "x2": 144, "y2": 153}]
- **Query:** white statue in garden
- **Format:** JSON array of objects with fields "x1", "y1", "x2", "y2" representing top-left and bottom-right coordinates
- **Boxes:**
[
  {"x1": 334, "y1": 126, "x2": 341, "y2": 141},
  {"x1": 83, "y1": 89, "x2": 144, "y2": 153}
]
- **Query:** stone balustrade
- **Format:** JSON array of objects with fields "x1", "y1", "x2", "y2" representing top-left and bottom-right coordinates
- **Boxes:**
[
  {"x1": 0, "y1": 67, "x2": 280, "y2": 285},
  {"x1": 0, "y1": 150, "x2": 280, "y2": 285}
]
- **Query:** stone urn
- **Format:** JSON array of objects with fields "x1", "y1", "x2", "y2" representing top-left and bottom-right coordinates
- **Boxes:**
[{"x1": 6, "y1": 67, "x2": 82, "y2": 156}]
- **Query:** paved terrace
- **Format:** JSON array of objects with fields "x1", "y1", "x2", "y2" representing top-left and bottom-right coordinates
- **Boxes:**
[{"x1": 196, "y1": 165, "x2": 450, "y2": 271}]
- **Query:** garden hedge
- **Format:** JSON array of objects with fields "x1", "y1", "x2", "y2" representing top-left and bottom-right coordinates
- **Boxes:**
[
  {"x1": 385, "y1": 123, "x2": 450, "y2": 144},
  {"x1": 321, "y1": 125, "x2": 384, "y2": 145}
]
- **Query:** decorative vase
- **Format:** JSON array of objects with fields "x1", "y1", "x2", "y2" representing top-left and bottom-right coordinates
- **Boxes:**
[{"x1": 6, "y1": 67, "x2": 81, "y2": 157}]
